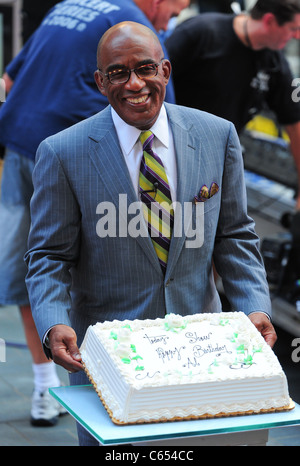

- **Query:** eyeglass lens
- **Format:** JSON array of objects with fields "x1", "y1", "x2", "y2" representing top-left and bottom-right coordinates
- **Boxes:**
[{"x1": 108, "y1": 63, "x2": 159, "y2": 84}]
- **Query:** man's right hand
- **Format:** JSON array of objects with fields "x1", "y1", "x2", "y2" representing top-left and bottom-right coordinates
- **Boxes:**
[{"x1": 48, "y1": 324, "x2": 82, "y2": 373}]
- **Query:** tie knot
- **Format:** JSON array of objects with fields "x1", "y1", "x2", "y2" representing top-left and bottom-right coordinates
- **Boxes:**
[{"x1": 139, "y1": 130, "x2": 154, "y2": 151}]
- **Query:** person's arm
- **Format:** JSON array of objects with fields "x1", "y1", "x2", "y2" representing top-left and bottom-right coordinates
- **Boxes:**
[
  {"x1": 1, "y1": 32, "x2": 37, "y2": 98},
  {"x1": 248, "y1": 312, "x2": 277, "y2": 347},
  {"x1": 213, "y1": 123, "x2": 277, "y2": 347},
  {"x1": 285, "y1": 121, "x2": 300, "y2": 210},
  {"x1": 45, "y1": 325, "x2": 82, "y2": 373},
  {"x1": 25, "y1": 138, "x2": 82, "y2": 371},
  {"x1": 1, "y1": 72, "x2": 14, "y2": 94}
]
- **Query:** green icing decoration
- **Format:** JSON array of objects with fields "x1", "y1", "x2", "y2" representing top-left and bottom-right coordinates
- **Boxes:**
[
  {"x1": 121, "y1": 358, "x2": 131, "y2": 364},
  {"x1": 131, "y1": 355, "x2": 143, "y2": 361},
  {"x1": 110, "y1": 331, "x2": 118, "y2": 340},
  {"x1": 219, "y1": 319, "x2": 229, "y2": 326},
  {"x1": 253, "y1": 346, "x2": 262, "y2": 353},
  {"x1": 230, "y1": 332, "x2": 239, "y2": 343},
  {"x1": 130, "y1": 344, "x2": 137, "y2": 353},
  {"x1": 244, "y1": 355, "x2": 253, "y2": 365},
  {"x1": 236, "y1": 344, "x2": 245, "y2": 354},
  {"x1": 135, "y1": 365, "x2": 144, "y2": 371},
  {"x1": 122, "y1": 324, "x2": 132, "y2": 331},
  {"x1": 164, "y1": 322, "x2": 187, "y2": 333}
]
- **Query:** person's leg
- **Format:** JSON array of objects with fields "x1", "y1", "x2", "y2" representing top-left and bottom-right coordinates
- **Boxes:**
[
  {"x1": 0, "y1": 150, "x2": 65, "y2": 426},
  {"x1": 19, "y1": 304, "x2": 49, "y2": 363},
  {"x1": 19, "y1": 304, "x2": 66, "y2": 426}
]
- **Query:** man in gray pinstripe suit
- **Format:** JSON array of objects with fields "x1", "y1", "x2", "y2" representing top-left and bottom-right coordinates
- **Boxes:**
[{"x1": 25, "y1": 21, "x2": 276, "y2": 444}]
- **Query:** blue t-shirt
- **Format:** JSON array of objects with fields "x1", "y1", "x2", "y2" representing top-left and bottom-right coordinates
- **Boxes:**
[{"x1": 0, "y1": 0, "x2": 175, "y2": 160}]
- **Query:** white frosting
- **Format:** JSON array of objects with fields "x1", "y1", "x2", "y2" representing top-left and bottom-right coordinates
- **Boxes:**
[{"x1": 80, "y1": 312, "x2": 290, "y2": 424}]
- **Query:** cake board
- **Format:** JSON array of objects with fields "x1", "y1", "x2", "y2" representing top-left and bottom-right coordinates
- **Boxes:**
[{"x1": 49, "y1": 385, "x2": 300, "y2": 446}]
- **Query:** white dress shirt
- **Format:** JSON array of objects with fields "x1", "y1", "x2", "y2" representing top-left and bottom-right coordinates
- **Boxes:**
[{"x1": 111, "y1": 105, "x2": 177, "y2": 202}]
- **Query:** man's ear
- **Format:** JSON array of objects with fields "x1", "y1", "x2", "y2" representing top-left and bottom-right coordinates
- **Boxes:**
[
  {"x1": 162, "y1": 59, "x2": 172, "y2": 85},
  {"x1": 262, "y1": 12, "x2": 278, "y2": 28},
  {"x1": 94, "y1": 70, "x2": 107, "y2": 96}
]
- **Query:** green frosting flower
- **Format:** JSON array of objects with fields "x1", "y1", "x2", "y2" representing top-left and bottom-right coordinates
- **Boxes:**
[
  {"x1": 109, "y1": 331, "x2": 118, "y2": 340},
  {"x1": 164, "y1": 313, "x2": 187, "y2": 332}
]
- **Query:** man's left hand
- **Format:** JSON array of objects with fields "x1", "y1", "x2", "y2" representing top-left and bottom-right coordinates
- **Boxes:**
[{"x1": 248, "y1": 312, "x2": 277, "y2": 348}]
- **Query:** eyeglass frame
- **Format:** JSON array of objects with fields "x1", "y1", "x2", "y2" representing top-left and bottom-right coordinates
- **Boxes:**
[{"x1": 98, "y1": 59, "x2": 166, "y2": 85}]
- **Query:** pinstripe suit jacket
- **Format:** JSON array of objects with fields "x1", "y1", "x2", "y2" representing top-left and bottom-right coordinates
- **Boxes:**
[{"x1": 25, "y1": 103, "x2": 271, "y2": 345}]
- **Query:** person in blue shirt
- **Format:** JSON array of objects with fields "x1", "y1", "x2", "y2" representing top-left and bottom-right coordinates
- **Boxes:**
[{"x1": 0, "y1": 0, "x2": 185, "y2": 428}]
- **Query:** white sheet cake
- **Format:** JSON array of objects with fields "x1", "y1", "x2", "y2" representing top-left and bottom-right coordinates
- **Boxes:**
[{"x1": 80, "y1": 312, "x2": 292, "y2": 425}]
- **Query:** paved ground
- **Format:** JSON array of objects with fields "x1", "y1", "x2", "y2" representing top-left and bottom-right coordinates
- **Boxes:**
[
  {"x1": 0, "y1": 305, "x2": 78, "y2": 446},
  {"x1": 1, "y1": 305, "x2": 300, "y2": 446}
]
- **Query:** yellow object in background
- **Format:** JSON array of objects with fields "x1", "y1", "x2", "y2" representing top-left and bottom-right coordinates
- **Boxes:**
[{"x1": 246, "y1": 115, "x2": 290, "y2": 142}]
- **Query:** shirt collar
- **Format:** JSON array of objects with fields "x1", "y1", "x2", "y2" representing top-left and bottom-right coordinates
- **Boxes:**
[{"x1": 111, "y1": 105, "x2": 169, "y2": 156}]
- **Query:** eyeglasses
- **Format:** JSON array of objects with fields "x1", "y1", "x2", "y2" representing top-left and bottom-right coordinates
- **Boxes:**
[{"x1": 100, "y1": 59, "x2": 165, "y2": 85}]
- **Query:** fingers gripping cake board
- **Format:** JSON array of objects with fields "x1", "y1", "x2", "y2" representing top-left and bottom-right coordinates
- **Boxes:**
[{"x1": 80, "y1": 312, "x2": 293, "y2": 425}]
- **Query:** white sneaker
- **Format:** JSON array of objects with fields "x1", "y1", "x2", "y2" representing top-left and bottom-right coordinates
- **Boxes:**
[{"x1": 30, "y1": 389, "x2": 67, "y2": 427}]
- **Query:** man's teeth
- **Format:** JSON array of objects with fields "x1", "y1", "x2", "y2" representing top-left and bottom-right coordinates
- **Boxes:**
[{"x1": 127, "y1": 95, "x2": 148, "y2": 104}]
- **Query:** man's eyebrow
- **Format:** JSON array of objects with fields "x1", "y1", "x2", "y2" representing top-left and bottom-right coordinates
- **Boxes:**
[{"x1": 136, "y1": 59, "x2": 157, "y2": 66}]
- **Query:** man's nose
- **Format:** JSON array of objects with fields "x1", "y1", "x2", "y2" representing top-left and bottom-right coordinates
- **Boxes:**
[{"x1": 125, "y1": 71, "x2": 146, "y2": 90}]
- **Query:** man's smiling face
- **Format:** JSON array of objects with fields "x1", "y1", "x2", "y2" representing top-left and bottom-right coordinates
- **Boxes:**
[{"x1": 95, "y1": 22, "x2": 171, "y2": 130}]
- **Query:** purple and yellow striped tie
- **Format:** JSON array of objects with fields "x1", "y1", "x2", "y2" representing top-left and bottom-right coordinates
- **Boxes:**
[{"x1": 139, "y1": 130, "x2": 174, "y2": 273}]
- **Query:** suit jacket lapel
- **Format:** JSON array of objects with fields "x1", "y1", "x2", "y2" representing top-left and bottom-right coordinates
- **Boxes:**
[{"x1": 88, "y1": 111, "x2": 137, "y2": 206}]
